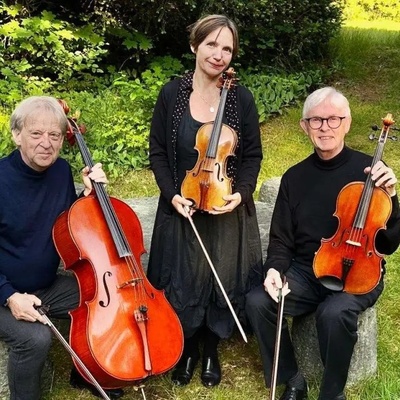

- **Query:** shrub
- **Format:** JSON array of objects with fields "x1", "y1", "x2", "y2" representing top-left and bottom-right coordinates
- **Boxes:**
[
  {"x1": 0, "y1": 5, "x2": 108, "y2": 88},
  {"x1": 86, "y1": 0, "x2": 344, "y2": 72},
  {"x1": 59, "y1": 56, "x2": 185, "y2": 178},
  {"x1": 240, "y1": 69, "x2": 324, "y2": 123}
]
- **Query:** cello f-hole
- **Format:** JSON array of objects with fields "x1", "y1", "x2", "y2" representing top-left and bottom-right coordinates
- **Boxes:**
[{"x1": 99, "y1": 271, "x2": 112, "y2": 308}]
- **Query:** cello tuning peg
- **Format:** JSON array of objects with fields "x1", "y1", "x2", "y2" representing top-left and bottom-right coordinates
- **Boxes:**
[
  {"x1": 369, "y1": 133, "x2": 377, "y2": 140},
  {"x1": 371, "y1": 124, "x2": 379, "y2": 131}
]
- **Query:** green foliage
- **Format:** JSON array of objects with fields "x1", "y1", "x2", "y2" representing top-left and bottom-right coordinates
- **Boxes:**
[
  {"x1": 80, "y1": 0, "x2": 344, "y2": 72},
  {"x1": 59, "y1": 57, "x2": 185, "y2": 178},
  {"x1": 0, "y1": 108, "x2": 13, "y2": 155},
  {"x1": 240, "y1": 69, "x2": 323, "y2": 123},
  {"x1": 0, "y1": 4, "x2": 108, "y2": 89},
  {"x1": 200, "y1": 0, "x2": 344, "y2": 70},
  {"x1": 344, "y1": 0, "x2": 400, "y2": 22}
]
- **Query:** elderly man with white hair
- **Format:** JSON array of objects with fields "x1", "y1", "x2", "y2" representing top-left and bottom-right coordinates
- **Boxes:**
[{"x1": 246, "y1": 87, "x2": 400, "y2": 400}]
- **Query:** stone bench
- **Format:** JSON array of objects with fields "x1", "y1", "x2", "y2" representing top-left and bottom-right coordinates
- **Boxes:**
[
  {"x1": 291, "y1": 306, "x2": 377, "y2": 386},
  {"x1": 0, "y1": 177, "x2": 377, "y2": 396}
]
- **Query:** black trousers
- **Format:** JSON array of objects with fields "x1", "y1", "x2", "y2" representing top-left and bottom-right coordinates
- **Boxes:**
[
  {"x1": 0, "y1": 275, "x2": 79, "y2": 400},
  {"x1": 245, "y1": 262, "x2": 383, "y2": 400}
]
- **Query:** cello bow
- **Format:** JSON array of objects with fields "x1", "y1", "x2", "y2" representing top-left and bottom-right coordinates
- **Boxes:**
[
  {"x1": 270, "y1": 275, "x2": 287, "y2": 400},
  {"x1": 35, "y1": 306, "x2": 111, "y2": 400}
]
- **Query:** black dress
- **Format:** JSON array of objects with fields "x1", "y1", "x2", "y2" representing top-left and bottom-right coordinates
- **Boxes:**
[{"x1": 148, "y1": 106, "x2": 263, "y2": 339}]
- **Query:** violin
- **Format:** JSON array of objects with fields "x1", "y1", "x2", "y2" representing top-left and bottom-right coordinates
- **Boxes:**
[
  {"x1": 313, "y1": 114, "x2": 395, "y2": 294},
  {"x1": 52, "y1": 101, "x2": 183, "y2": 388},
  {"x1": 181, "y1": 68, "x2": 238, "y2": 212}
]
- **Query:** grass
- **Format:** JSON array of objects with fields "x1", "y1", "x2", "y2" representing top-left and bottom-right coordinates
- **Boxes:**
[{"x1": 44, "y1": 20, "x2": 400, "y2": 400}]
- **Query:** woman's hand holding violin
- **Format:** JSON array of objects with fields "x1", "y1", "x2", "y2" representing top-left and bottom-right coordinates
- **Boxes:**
[
  {"x1": 209, "y1": 192, "x2": 241, "y2": 215},
  {"x1": 172, "y1": 194, "x2": 195, "y2": 217}
]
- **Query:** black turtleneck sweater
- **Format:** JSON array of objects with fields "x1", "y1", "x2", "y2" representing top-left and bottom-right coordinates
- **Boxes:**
[
  {"x1": 0, "y1": 149, "x2": 77, "y2": 305},
  {"x1": 265, "y1": 146, "x2": 400, "y2": 273}
]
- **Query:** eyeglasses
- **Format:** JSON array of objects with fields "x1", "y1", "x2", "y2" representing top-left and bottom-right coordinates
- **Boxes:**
[{"x1": 303, "y1": 116, "x2": 347, "y2": 130}]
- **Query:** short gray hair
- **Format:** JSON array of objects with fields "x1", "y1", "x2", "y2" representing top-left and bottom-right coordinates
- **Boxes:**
[
  {"x1": 302, "y1": 87, "x2": 351, "y2": 118},
  {"x1": 11, "y1": 96, "x2": 68, "y2": 135}
]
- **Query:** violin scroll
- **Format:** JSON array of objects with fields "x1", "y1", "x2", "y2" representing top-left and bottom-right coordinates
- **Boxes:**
[
  {"x1": 382, "y1": 113, "x2": 395, "y2": 127},
  {"x1": 217, "y1": 67, "x2": 238, "y2": 90},
  {"x1": 369, "y1": 113, "x2": 398, "y2": 141}
]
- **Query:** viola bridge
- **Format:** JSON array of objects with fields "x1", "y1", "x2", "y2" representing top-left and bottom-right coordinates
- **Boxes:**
[{"x1": 345, "y1": 239, "x2": 361, "y2": 247}]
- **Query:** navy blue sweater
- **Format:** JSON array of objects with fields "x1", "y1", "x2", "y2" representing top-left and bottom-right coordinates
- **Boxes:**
[{"x1": 0, "y1": 150, "x2": 77, "y2": 305}]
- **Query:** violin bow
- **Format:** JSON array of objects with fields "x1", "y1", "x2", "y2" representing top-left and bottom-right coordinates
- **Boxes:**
[
  {"x1": 183, "y1": 207, "x2": 248, "y2": 343},
  {"x1": 269, "y1": 275, "x2": 287, "y2": 400},
  {"x1": 36, "y1": 306, "x2": 112, "y2": 400}
]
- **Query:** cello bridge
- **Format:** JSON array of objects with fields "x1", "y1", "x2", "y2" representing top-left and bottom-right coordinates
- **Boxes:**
[{"x1": 117, "y1": 278, "x2": 143, "y2": 289}]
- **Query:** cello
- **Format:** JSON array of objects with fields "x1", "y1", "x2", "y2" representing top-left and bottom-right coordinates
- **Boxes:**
[
  {"x1": 313, "y1": 114, "x2": 395, "y2": 294},
  {"x1": 52, "y1": 101, "x2": 183, "y2": 388},
  {"x1": 181, "y1": 68, "x2": 238, "y2": 212}
]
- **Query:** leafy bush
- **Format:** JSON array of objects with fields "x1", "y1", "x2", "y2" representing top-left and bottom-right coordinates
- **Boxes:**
[
  {"x1": 0, "y1": 107, "x2": 13, "y2": 155},
  {"x1": 86, "y1": 0, "x2": 343, "y2": 72},
  {"x1": 0, "y1": 51, "x2": 323, "y2": 179},
  {"x1": 59, "y1": 56, "x2": 185, "y2": 177},
  {"x1": 200, "y1": 0, "x2": 344, "y2": 70},
  {"x1": 0, "y1": 5, "x2": 108, "y2": 88},
  {"x1": 240, "y1": 69, "x2": 323, "y2": 123}
]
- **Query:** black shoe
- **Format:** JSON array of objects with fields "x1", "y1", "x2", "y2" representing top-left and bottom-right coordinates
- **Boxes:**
[
  {"x1": 70, "y1": 368, "x2": 124, "y2": 399},
  {"x1": 201, "y1": 356, "x2": 221, "y2": 387},
  {"x1": 279, "y1": 384, "x2": 308, "y2": 400},
  {"x1": 333, "y1": 394, "x2": 346, "y2": 400},
  {"x1": 171, "y1": 355, "x2": 199, "y2": 386}
]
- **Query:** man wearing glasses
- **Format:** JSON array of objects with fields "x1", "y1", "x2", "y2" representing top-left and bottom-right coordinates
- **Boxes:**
[{"x1": 245, "y1": 87, "x2": 400, "y2": 400}]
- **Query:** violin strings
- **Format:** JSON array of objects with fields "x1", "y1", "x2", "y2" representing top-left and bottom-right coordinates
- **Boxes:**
[{"x1": 344, "y1": 134, "x2": 386, "y2": 271}]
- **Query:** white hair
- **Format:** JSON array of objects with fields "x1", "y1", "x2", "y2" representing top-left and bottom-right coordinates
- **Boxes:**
[
  {"x1": 302, "y1": 87, "x2": 351, "y2": 118},
  {"x1": 11, "y1": 96, "x2": 68, "y2": 135}
]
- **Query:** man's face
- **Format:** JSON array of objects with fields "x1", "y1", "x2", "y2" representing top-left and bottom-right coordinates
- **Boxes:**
[
  {"x1": 12, "y1": 110, "x2": 64, "y2": 172},
  {"x1": 300, "y1": 98, "x2": 351, "y2": 160}
]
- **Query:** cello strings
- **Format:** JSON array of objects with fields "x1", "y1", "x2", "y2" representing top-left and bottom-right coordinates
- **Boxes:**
[{"x1": 75, "y1": 128, "x2": 148, "y2": 305}]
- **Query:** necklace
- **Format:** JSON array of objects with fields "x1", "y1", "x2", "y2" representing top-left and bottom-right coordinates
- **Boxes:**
[{"x1": 195, "y1": 89, "x2": 219, "y2": 113}]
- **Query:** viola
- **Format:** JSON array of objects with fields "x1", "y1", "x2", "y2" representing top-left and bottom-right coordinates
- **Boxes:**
[
  {"x1": 52, "y1": 101, "x2": 183, "y2": 388},
  {"x1": 313, "y1": 114, "x2": 395, "y2": 294},
  {"x1": 181, "y1": 68, "x2": 238, "y2": 212}
]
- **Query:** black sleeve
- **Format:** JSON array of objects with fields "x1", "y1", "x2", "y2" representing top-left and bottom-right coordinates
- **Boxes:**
[
  {"x1": 234, "y1": 86, "x2": 263, "y2": 204},
  {"x1": 376, "y1": 193, "x2": 400, "y2": 255},
  {"x1": 149, "y1": 84, "x2": 178, "y2": 204},
  {"x1": 264, "y1": 175, "x2": 296, "y2": 273}
]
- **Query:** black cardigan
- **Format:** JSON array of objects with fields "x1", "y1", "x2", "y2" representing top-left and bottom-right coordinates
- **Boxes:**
[{"x1": 149, "y1": 73, "x2": 262, "y2": 215}]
